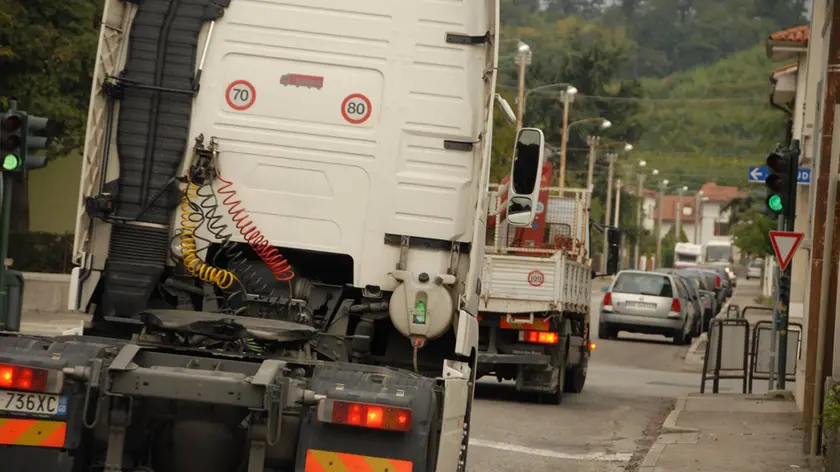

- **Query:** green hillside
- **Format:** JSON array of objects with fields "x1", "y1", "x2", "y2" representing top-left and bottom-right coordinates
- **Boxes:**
[{"x1": 628, "y1": 44, "x2": 790, "y2": 190}]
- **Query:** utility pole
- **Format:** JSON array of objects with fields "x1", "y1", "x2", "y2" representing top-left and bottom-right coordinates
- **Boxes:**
[
  {"x1": 635, "y1": 173, "x2": 644, "y2": 269},
  {"x1": 586, "y1": 135, "x2": 599, "y2": 192},
  {"x1": 655, "y1": 180, "x2": 668, "y2": 266},
  {"x1": 614, "y1": 179, "x2": 622, "y2": 227},
  {"x1": 694, "y1": 191, "x2": 704, "y2": 244},
  {"x1": 675, "y1": 186, "x2": 687, "y2": 242},
  {"x1": 558, "y1": 88, "x2": 577, "y2": 189},
  {"x1": 602, "y1": 152, "x2": 617, "y2": 272},
  {"x1": 514, "y1": 42, "x2": 531, "y2": 131}
]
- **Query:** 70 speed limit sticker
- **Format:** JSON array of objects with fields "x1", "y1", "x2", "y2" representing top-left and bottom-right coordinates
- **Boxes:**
[
  {"x1": 226, "y1": 80, "x2": 256, "y2": 111},
  {"x1": 341, "y1": 93, "x2": 372, "y2": 124}
]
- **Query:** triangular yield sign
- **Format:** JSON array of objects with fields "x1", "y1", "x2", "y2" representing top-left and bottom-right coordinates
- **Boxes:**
[{"x1": 769, "y1": 230, "x2": 804, "y2": 272}]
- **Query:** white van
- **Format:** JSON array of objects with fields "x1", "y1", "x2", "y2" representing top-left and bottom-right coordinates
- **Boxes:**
[{"x1": 674, "y1": 242, "x2": 703, "y2": 268}]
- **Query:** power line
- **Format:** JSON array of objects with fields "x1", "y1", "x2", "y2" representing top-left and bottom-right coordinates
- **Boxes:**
[{"x1": 497, "y1": 83, "x2": 766, "y2": 103}]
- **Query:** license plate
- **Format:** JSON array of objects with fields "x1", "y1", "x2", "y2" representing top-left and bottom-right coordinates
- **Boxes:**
[
  {"x1": 626, "y1": 301, "x2": 656, "y2": 309},
  {"x1": 0, "y1": 390, "x2": 67, "y2": 416}
]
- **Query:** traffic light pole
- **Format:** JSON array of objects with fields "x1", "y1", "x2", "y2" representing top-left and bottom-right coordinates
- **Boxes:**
[
  {"x1": 776, "y1": 139, "x2": 799, "y2": 390},
  {"x1": 0, "y1": 174, "x2": 11, "y2": 330}
]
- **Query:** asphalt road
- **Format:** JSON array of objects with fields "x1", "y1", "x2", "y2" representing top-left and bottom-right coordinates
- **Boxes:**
[{"x1": 14, "y1": 278, "x2": 763, "y2": 472}]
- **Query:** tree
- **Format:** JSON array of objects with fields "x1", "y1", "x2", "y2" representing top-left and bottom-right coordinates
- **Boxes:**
[
  {"x1": 0, "y1": 0, "x2": 101, "y2": 230},
  {"x1": 730, "y1": 209, "x2": 775, "y2": 257}
]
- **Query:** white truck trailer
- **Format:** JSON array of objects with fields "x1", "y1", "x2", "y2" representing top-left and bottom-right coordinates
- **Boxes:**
[{"x1": 0, "y1": 2, "x2": 548, "y2": 472}]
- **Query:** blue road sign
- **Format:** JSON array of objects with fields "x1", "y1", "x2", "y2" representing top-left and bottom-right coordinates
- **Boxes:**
[{"x1": 748, "y1": 166, "x2": 811, "y2": 185}]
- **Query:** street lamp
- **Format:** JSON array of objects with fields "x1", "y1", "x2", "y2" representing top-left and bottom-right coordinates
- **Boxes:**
[{"x1": 514, "y1": 41, "x2": 533, "y2": 130}]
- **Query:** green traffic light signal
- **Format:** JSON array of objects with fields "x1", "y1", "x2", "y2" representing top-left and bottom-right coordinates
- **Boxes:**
[{"x1": 767, "y1": 193, "x2": 783, "y2": 212}]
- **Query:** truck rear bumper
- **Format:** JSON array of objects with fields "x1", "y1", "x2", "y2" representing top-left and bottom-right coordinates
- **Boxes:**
[{"x1": 477, "y1": 352, "x2": 552, "y2": 366}]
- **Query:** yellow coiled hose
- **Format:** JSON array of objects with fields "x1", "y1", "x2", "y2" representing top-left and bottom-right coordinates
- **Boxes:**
[{"x1": 179, "y1": 175, "x2": 237, "y2": 290}]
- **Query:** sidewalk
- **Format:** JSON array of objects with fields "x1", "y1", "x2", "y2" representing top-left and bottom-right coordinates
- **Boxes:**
[{"x1": 641, "y1": 394, "x2": 816, "y2": 472}]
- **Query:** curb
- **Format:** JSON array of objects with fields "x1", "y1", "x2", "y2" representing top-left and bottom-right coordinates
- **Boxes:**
[{"x1": 639, "y1": 397, "x2": 700, "y2": 472}]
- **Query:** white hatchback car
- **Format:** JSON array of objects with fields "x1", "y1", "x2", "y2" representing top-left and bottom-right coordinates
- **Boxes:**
[{"x1": 746, "y1": 260, "x2": 762, "y2": 280}]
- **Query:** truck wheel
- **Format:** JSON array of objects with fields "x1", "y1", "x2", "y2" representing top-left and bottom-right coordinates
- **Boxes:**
[{"x1": 564, "y1": 360, "x2": 587, "y2": 394}]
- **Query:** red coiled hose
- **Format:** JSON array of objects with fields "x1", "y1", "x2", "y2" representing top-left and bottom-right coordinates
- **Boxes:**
[{"x1": 215, "y1": 175, "x2": 295, "y2": 282}]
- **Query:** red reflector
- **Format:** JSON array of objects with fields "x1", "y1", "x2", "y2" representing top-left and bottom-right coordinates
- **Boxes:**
[
  {"x1": 0, "y1": 364, "x2": 50, "y2": 392},
  {"x1": 520, "y1": 330, "x2": 559, "y2": 344},
  {"x1": 670, "y1": 298, "x2": 681, "y2": 312},
  {"x1": 328, "y1": 400, "x2": 412, "y2": 432},
  {"x1": 715, "y1": 275, "x2": 721, "y2": 288},
  {"x1": 603, "y1": 292, "x2": 612, "y2": 306},
  {"x1": 476, "y1": 314, "x2": 483, "y2": 322}
]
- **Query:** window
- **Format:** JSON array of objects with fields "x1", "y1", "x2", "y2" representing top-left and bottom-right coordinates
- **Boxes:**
[
  {"x1": 613, "y1": 273, "x2": 673, "y2": 297},
  {"x1": 705, "y1": 246, "x2": 733, "y2": 263},
  {"x1": 714, "y1": 222, "x2": 730, "y2": 236}
]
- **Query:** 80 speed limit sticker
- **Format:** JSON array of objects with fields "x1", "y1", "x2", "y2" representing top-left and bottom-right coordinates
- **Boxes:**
[{"x1": 341, "y1": 93, "x2": 372, "y2": 124}]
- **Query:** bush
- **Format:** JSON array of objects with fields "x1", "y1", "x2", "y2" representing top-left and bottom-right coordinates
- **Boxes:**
[{"x1": 7, "y1": 232, "x2": 74, "y2": 273}]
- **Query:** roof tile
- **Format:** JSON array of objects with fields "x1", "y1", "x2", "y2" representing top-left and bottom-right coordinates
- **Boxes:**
[{"x1": 769, "y1": 25, "x2": 809, "y2": 43}]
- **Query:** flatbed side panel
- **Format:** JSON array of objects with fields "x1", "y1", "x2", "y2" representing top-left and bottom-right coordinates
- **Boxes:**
[
  {"x1": 190, "y1": 0, "x2": 492, "y2": 289},
  {"x1": 480, "y1": 254, "x2": 560, "y2": 304}
]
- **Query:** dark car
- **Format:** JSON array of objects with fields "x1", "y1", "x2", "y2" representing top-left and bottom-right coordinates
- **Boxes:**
[
  {"x1": 675, "y1": 269, "x2": 716, "y2": 332},
  {"x1": 681, "y1": 267, "x2": 726, "y2": 311},
  {"x1": 701, "y1": 266, "x2": 733, "y2": 298},
  {"x1": 655, "y1": 269, "x2": 703, "y2": 335}
]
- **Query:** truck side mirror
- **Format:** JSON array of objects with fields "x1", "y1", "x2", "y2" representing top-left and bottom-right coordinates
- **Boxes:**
[
  {"x1": 606, "y1": 228, "x2": 621, "y2": 275},
  {"x1": 506, "y1": 128, "x2": 546, "y2": 227}
]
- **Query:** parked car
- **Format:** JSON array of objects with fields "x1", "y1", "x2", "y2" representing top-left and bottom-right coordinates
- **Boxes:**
[
  {"x1": 681, "y1": 267, "x2": 727, "y2": 312},
  {"x1": 746, "y1": 260, "x2": 762, "y2": 280},
  {"x1": 654, "y1": 268, "x2": 703, "y2": 335},
  {"x1": 679, "y1": 271, "x2": 716, "y2": 332},
  {"x1": 599, "y1": 270, "x2": 698, "y2": 345},
  {"x1": 703, "y1": 266, "x2": 734, "y2": 298}
]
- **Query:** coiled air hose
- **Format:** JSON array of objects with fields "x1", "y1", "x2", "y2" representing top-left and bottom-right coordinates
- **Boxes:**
[{"x1": 179, "y1": 174, "x2": 238, "y2": 290}]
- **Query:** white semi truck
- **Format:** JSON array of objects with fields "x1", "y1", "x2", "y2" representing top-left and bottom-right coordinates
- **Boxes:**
[{"x1": 0, "y1": 2, "x2": 547, "y2": 472}]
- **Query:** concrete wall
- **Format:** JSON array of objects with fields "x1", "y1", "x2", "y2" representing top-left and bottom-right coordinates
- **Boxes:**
[{"x1": 20, "y1": 272, "x2": 70, "y2": 313}]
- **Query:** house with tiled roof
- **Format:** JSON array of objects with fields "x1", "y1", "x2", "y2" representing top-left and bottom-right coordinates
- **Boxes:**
[{"x1": 640, "y1": 182, "x2": 747, "y2": 245}]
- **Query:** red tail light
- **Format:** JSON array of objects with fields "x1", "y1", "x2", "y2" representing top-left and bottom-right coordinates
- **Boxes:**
[
  {"x1": 670, "y1": 298, "x2": 681, "y2": 312},
  {"x1": 715, "y1": 275, "x2": 721, "y2": 288},
  {"x1": 603, "y1": 292, "x2": 612, "y2": 307},
  {"x1": 317, "y1": 399, "x2": 412, "y2": 432},
  {"x1": 0, "y1": 364, "x2": 51, "y2": 392},
  {"x1": 519, "y1": 331, "x2": 559, "y2": 344}
]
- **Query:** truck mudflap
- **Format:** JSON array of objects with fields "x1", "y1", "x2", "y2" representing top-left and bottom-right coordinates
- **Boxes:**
[{"x1": 296, "y1": 363, "x2": 439, "y2": 472}]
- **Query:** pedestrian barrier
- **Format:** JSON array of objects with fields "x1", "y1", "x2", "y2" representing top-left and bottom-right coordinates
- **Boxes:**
[
  {"x1": 701, "y1": 317, "x2": 750, "y2": 394},
  {"x1": 725, "y1": 303, "x2": 742, "y2": 319},
  {"x1": 748, "y1": 320, "x2": 802, "y2": 393}
]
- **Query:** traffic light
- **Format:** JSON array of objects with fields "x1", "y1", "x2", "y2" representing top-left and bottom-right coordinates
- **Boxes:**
[
  {"x1": 0, "y1": 112, "x2": 25, "y2": 173},
  {"x1": 22, "y1": 114, "x2": 50, "y2": 173},
  {"x1": 764, "y1": 147, "x2": 799, "y2": 220},
  {"x1": 778, "y1": 271, "x2": 791, "y2": 302}
]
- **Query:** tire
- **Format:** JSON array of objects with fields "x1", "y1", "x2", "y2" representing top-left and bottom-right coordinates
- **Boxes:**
[
  {"x1": 544, "y1": 342, "x2": 568, "y2": 405},
  {"x1": 598, "y1": 322, "x2": 616, "y2": 340},
  {"x1": 564, "y1": 360, "x2": 588, "y2": 393},
  {"x1": 672, "y1": 326, "x2": 688, "y2": 345}
]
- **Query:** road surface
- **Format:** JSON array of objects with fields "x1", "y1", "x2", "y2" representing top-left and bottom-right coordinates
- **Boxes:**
[{"x1": 14, "y1": 278, "x2": 762, "y2": 472}]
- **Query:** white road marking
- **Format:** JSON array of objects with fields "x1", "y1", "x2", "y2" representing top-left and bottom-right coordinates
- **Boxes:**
[{"x1": 469, "y1": 438, "x2": 633, "y2": 462}]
